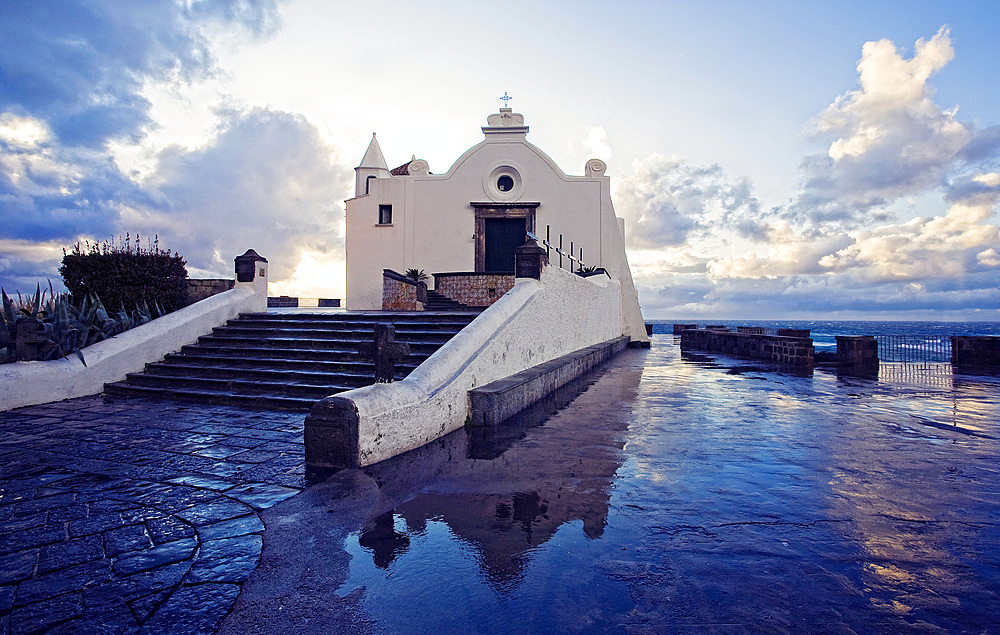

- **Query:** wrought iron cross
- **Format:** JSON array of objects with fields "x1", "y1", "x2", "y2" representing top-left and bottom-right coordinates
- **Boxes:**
[
  {"x1": 499, "y1": 91, "x2": 512, "y2": 108},
  {"x1": 358, "y1": 323, "x2": 410, "y2": 383}
]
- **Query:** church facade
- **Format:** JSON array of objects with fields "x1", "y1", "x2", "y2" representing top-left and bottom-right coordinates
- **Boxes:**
[{"x1": 344, "y1": 108, "x2": 647, "y2": 343}]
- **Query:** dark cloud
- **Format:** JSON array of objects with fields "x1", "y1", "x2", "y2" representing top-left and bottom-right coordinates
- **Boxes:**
[
  {"x1": 0, "y1": 0, "x2": 281, "y2": 148},
  {"x1": 0, "y1": 140, "x2": 159, "y2": 243}
]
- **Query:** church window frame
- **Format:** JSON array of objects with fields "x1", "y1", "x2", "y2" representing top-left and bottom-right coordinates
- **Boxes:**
[
  {"x1": 378, "y1": 204, "x2": 392, "y2": 225},
  {"x1": 484, "y1": 163, "x2": 525, "y2": 202}
]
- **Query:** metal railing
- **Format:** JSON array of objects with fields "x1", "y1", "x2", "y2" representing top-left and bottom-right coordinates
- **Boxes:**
[
  {"x1": 527, "y1": 226, "x2": 588, "y2": 272},
  {"x1": 875, "y1": 335, "x2": 952, "y2": 363}
]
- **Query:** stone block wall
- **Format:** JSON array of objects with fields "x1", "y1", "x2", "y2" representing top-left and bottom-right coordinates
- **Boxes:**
[
  {"x1": 382, "y1": 270, "x2": 425, "y2": 311},
  {"x1": 680, "y1": 329, "x2": 814, "y2": 367},
  {"x1": 836, "y1": 336, "x2": 878, "y2": 368},
  {"x1": 673, "y1": 323, "x2": 698, "y2": 334},
  {"x1": 951, "y1": 336, "x2": 1000, "y2": 367},
  {"x1": 186, "y1": 278, "x2": 234, "y2": 305},
  {"x1": 778, "y1": 328, "x2": 811, "y2": 338},
  {"x1": 267, "y1": 296, "x2": 298, "y2": 308},
  {"x1": 433, "y1": 273, "x2": 515, "y2": 308}
]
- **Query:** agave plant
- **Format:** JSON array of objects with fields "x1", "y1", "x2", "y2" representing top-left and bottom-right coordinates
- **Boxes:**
[{"x1": 0, "y1": 285, "x2": 167, "y2": 366}]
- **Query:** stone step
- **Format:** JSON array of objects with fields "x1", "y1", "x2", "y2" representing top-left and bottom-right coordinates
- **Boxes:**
[
  {"x1": 116, "y1": 373, "x2": 350, "y2": 398},
  {"x1": 225, "y1": 319, "x2": 476, "y2": 331},
  {"x1": 243, "y1": 312, "x2": 478, "y2": 324},
  {"x1": 142, "y1": 362, "x2": 399, "y2": 386},
  {"x1": 190, "y1": 337, "x2": 445, "y2": 354},
  {"x1": 177, "y1": 344, "x2": 432, "y2": 363},
  {"x1": 209, "y1": 326, "x2": 457, "y2": 343},
  {"x1": 103, "y1": 383, "x2": 321, "y2": 411},
  {"x1": 161, "y1": 353, "x2": 421, "y2": 373},
  {"x1": 105, "y1": 309, "x2": 481, "y2": 410}
]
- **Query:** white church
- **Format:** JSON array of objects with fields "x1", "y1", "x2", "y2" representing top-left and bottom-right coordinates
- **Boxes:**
[{"x1": 344, "y1": 107, "x2": 648, "y2": 345}]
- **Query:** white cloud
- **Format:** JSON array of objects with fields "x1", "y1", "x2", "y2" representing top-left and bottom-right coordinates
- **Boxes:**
[
  {"x1": 791, "y1": 26, "x2": 992, "y2": 225},
  {"x1": 615, "y1": 154, "x2": 763, "y2": 249},
  {"x1": 582, "y1": 126, "x2": 612, "y2": 162},
  {"x1": 818, "y1": 181, "x2": 1000, "y2": 283}
]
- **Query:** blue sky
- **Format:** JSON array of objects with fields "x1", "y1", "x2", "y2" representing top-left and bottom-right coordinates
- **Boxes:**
[{"x1": 1, "y1": 0, "x2": 999, "y2": 320}]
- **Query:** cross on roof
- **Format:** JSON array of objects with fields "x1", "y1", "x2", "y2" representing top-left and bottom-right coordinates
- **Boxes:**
[
  {"x1": 499, "y1": 91, "x2": 512, "y2": 108},
  {"x1": 358, "y1": 323, "x2": 410, "y2": 383}
]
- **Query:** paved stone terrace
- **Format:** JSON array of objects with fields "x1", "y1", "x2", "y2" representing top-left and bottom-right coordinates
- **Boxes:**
[{"x1": 0, "y1": 396, "x2": 305, "y2": 634}]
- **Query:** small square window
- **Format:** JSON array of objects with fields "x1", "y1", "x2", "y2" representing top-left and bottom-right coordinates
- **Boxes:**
[{"x1": 378, "y1": 204, "x2": 392, "y2": 225}]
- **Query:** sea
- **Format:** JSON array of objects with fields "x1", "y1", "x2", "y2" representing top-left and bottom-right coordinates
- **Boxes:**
[{"x1": 647, "y1": 319, "x2": 1000, "y2": 353}]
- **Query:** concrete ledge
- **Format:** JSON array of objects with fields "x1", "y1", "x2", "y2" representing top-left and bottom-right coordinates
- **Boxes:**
[{"x1": 469, "y1": 336, "x2": 629, "y2": 427}]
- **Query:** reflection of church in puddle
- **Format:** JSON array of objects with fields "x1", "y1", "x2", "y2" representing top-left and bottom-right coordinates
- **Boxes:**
[{"x1": 353, "y1": 364, "x2": 642, "y2": 588}]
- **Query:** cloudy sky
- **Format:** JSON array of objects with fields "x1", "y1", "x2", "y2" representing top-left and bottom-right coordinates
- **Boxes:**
[{"x1": 2, "y1": 0, "x2": 999, "y2": 320}]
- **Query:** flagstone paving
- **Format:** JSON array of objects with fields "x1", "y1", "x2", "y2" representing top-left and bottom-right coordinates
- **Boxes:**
[{"x1": 0, "y1": 396, "x2": 304, "y2": 634}]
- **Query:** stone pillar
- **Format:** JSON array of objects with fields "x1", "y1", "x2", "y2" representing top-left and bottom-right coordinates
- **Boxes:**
[
  {"x1": 15, "y1": 318, "x2": 47, "y2": 362},
  {"x1": 836, "y1": 336, "x2": 878, "y2": 370},
  {"x1": 234, "y1": 249, "x2": 268, "y2": 312},
  {"x1": 514, "y1": 238, "x2": 547, "y2": 280},
  {"x1": 951, "y1": 336, "x2": 1000, "y2": 367}
]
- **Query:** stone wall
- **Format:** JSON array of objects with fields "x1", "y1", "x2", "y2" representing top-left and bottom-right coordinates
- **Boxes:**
[
  {"x1": 382, "y1": 270, "x2": 426, "y2": 311},
  {"x1": 433, "y1": 273, "x2": 515, "y2": 308},
  {"x1": 680, "y1": 329, "x2": 814, "y2": 367},
  {"x1": 267, "y1": 296, "x2": 298, "y2": 308},
  {"x1": 187, "y1": 278, "x2": 234, "y2": 305},
  {"x1": 951, "y1": 336, "x2": 1000, "y2": 367},
  {"x1": 836, "y1": 336, "x2": 878, "y2": 369}
]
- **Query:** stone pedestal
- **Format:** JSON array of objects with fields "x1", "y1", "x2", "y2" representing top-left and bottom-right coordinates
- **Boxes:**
[{"x1": 514, "y1": 239, "x2": 547, "y2": 280}]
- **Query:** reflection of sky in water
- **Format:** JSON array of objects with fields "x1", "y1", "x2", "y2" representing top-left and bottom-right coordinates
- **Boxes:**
[{"x1": 322, "y1": 337, "x2": 1000, "y2": 631}]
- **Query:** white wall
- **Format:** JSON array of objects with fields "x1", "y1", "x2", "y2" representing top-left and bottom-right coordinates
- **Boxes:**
[
  {"x1": 344, "y1": 115, "x2": 648, "y2": 344},
  {"x1": 315, "y1": 265, "x2": 623, "y2": 467},
  {"x1": 0, "y1": 270, "x2": 268, "y2": 411}
]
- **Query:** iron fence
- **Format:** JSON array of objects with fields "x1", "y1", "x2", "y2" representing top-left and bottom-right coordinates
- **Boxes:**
[{"x1": 875, "y1": 335, "x2": 952, "y2": 363}]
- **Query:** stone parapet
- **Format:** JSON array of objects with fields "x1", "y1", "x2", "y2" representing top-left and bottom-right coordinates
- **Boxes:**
[
  {"x1": 432, "y1": 272, "x2": 515, "y2": 308},
  {"x1": 681, "y1": 329, "x2": 814, "y2": 367},
  {"x1": 382, "y1": 270, "x2": 426, "y2": 311},
  {"x1": 951, "y1": 336, "x2": 1000, "y2": 367},
  {"x1": 187, "y1": 278, "x2": 235, "y2": 305}
]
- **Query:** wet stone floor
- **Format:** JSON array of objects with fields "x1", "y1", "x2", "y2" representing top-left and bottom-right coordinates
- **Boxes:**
[
  {"x1": 0, "y1": 397, "x2": 304, "y2": 634},
  {"x1": 224, "y1": 335, "x2": 1000, "y2": 633},
  {"x1": 3, "y1": 336, "x2": 1000, "y2": 633}
]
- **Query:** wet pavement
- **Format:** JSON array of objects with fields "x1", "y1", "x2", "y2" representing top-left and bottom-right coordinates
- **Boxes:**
[
  {"x1": 0, "y1": 397, "x2": 304, "y2": 634},
  {"x1": 224, "y1": 335, "x2": 1000, "y2": 633},
  {"x1": 3, "y1": 335, "x2": 1000, "y2": 633}
]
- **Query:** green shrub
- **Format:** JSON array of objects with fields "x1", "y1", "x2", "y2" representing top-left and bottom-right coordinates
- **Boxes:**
[{"x1": 60, "y1": 234, "x2": 188, "y2": 313}]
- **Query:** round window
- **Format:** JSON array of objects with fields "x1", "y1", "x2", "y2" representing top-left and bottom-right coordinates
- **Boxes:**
[{"x1": 497, "y1": 175, "x2": 514, "y2": 192}]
